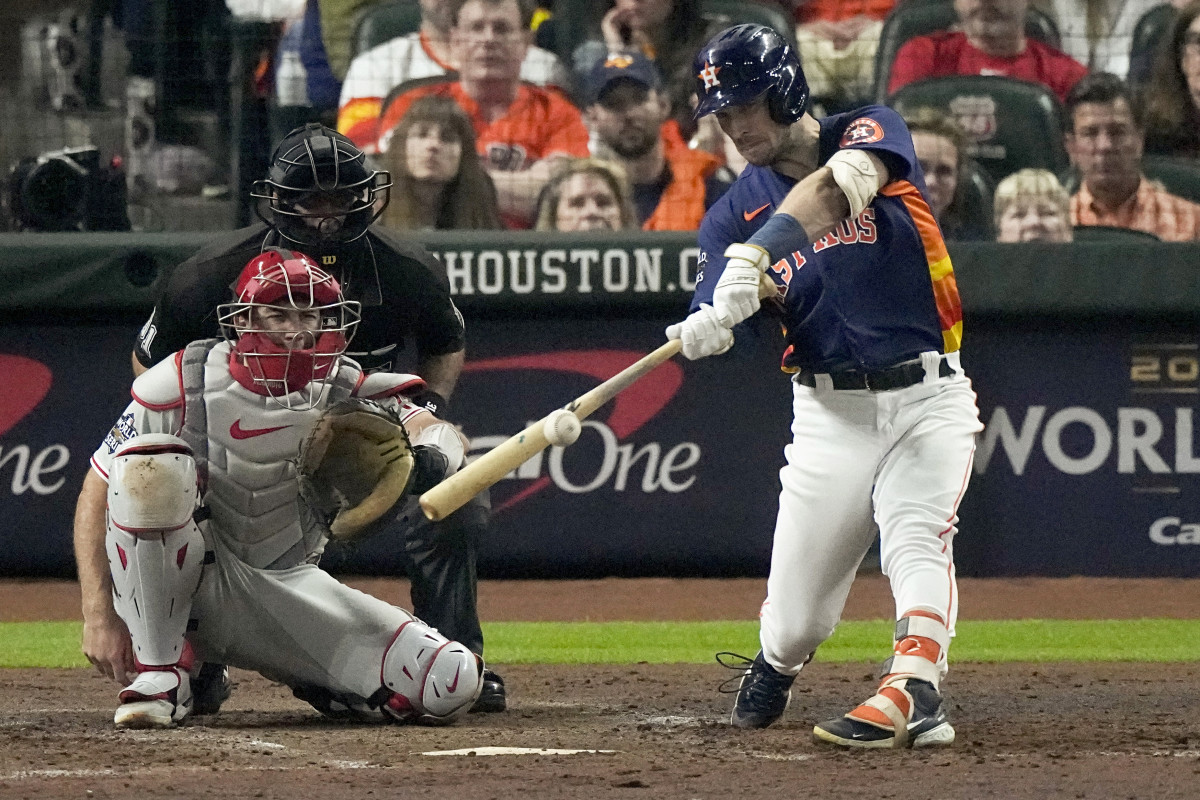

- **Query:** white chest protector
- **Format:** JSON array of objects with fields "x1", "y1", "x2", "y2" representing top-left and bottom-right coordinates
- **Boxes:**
[{"x1": 133, "y1": 340, "x2": 426, "y2": 570}]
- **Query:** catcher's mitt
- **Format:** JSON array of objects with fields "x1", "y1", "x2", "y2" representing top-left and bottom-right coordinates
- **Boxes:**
[{"x1": 298, "y1": 399, "x2": 416, "y2": 541}]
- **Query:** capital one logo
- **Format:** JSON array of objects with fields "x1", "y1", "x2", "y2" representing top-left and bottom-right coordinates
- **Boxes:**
[
  {"x1": 0, "y1": 355, "x2": 70, "y2": 495},
  {"x1": 1149, "y1": 517, "x2": 1200, "y2": 545},
  {"x1": 462, "y1": 351, "x2": 688, "y2": 513}
]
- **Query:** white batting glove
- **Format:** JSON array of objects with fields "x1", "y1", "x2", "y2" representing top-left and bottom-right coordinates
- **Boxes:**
[
  {"x1": 665, "y1": 304, "x2": 734, "y2": 360},
  {"x1": 712, "y1": 243, "x2": 770, "y2": 327}
]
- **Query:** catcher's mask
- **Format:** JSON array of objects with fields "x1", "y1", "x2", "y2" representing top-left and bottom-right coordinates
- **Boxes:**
[
  {"x1": 218, "y1": 247, "x2": 362, "y2": 409},
  {"x1": 251, "y1": 123, "x2": 392, "y2": 246}
]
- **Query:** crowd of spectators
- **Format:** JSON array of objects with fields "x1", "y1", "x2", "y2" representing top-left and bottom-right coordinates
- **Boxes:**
[{"x1": 12, "y1": 0, "x2": 1200, "y2": 243}]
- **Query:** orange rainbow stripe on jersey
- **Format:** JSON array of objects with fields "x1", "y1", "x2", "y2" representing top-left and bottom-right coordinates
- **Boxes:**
[
  {"x1": 880, "y1": 181, "x2": 962, "y2": 353},
  {"x1": 338, "y1": 97, "x2": 384, "y2": 149}
]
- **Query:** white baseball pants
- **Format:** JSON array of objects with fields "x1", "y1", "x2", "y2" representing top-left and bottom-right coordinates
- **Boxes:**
[{"x1": 759, "y1": 352, "x2": 983, "y2": 674}]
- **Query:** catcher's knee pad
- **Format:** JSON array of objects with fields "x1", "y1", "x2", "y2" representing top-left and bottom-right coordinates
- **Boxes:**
[
  {"x1": 380, "y1": 620, "x2": 483, "y2": 725},
  {"x1": 107, "y1": 434, "x2": 204, "y2": 667},
  {"x1": 108, "y1": 434, "x2": 199, "y2": 533}
]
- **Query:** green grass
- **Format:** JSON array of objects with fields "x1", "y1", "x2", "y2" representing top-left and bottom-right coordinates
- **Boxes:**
[{"x1": 2, "y1": 619, "x2": 1197, "y2": 668}]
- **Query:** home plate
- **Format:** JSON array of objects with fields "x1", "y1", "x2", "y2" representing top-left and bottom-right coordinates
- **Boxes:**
[{"x1": 420, "y1": 747, "x2": 617, "y2": 757}]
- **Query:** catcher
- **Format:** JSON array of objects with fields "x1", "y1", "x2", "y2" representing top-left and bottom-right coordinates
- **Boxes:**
[{"x1": 72, "y1": 248, "x2": 484, "y2": 728}]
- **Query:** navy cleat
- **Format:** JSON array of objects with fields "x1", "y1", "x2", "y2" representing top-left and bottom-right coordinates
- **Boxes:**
[
  {"x1": 719, "y1": 651, "x2": 796, "y2": 729},
  {"x1": 813, "y1": 677, "x2": 955, "y2": 749}
]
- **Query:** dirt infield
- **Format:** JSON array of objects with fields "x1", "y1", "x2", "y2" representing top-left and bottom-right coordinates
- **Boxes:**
[{"x1": 1, "y1": 576, "x2": 1198, "y2": 799}]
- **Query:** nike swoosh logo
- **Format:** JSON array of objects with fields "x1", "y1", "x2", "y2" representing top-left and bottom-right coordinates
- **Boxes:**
[
  {"x1": 229, "y1": 420, "x2": 292, "y2": 439},
  {"x1": 743, "y1": 203, "x2": 771, "y2": 221},
  {"x1": 447, "y1": 666, "x2": 461, "y2": 693}
]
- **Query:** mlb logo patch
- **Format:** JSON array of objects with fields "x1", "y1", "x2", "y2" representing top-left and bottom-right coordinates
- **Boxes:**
[{"x1": 840, "y1": 118, "x2": 884, "y2": 147}]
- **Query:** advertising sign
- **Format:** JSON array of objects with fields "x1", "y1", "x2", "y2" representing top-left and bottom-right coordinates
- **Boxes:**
[{"x1": 1, "y1": 317, "x2": 1196, "y2": 578}]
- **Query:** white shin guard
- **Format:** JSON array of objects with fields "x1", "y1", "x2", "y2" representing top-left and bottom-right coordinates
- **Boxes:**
[
  {"x1": 380, "y1": 620, "x2": 483, "y2": 725},
  {"x1": 106, "y1": 434, "x2": 205, "y2": 667}
]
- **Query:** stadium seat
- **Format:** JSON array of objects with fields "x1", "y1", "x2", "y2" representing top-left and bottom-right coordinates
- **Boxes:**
[
  {"x1": 873, "y1": 3, "x2": 1062, "y2": 102},
  {"x1": 950, "y1": 160, "x2": 996, "y2": 240},
  {"x1": 1071, "y1": 225, "x2": 1162, "y2": 242},
  {"x1": 349, "y1": 0, "x2": 422, "y2": 60},
  {"x1": 1141, "y1": 155, "x2": 1200, "y2": 204},
  {"x1": 888, "y1": 75, "x2": 1070, "y2": 186},
  {"x1": 700, "y1": 0, "x2": 796, "y2": 43},
  {"x1": 1128, "y1": 4, "x2": 1180, "y2": 93}
]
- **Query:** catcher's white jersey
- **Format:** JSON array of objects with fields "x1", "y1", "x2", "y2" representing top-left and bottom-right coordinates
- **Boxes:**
[{"x1": 92, "y1": 341, "x2": 428, "y2": 569}]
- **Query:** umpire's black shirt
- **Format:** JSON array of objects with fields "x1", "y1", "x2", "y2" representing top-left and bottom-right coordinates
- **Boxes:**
[{"x1": 134, "y1": 224, "x2": 465, "y2": 374}]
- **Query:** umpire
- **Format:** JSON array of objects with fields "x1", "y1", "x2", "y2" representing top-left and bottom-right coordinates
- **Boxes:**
[{"x1": 131, "y1": 123, "x2": 505, "y2": 713}]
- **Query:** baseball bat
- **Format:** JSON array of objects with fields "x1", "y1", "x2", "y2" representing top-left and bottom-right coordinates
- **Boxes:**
[
  {"x1": 418, "y1": 273, "x2": 780, "y2": 521},
  {"x1": 418, "y1": 338, "x2": 683, "y2": 521}
]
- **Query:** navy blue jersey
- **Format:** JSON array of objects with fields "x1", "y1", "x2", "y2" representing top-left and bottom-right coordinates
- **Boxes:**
[{"x1": 693, "y1": 105, "x2": 963, "y2": 373}]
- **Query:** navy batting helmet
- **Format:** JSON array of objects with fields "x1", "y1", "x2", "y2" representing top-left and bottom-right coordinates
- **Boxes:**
[
  {"x1": 693, "y1": 24, "x2": 809, "y2": 125},
  {"x1": 251, "y1": 123, "x2": 392, "y2": 246}
]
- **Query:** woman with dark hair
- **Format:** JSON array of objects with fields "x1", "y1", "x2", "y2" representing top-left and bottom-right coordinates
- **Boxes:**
[
  {"x1": 534, "y1": 158, "x2": 639, "y2": 232},
  {"x1": 903, "y1": 106, "x2": 991, "y2": 241},
  {"x1": 381, "y1": 96, "x2": 503, "y2": 231},
  {"x1": 1142, "y1": 1, "x2": 1200, "y2": 158},
  {"x1": 571, "y1": 0, "x2": 723, "y2": 141}
]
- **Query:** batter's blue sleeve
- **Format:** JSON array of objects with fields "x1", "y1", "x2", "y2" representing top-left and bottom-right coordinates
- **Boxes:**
[
  {"x1": 692, "y1": 190, "x2": 744, "y2": 312},
  {"x1": 828, "y1": 105, "x2": 920, "y2": 185}
]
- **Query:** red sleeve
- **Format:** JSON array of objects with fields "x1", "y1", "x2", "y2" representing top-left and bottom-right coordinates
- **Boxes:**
[
  {"x1": 1042, "y1": 46, "x2": 1090, "y2": 103},
  {"x1": 888, "y1": 36, "x2": 936, "y2": 97}
]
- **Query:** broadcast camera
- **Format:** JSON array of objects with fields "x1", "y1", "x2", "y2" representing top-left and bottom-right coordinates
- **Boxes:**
[{"x1": 6, "y1": 146, "x2": 130, "y2": 231}]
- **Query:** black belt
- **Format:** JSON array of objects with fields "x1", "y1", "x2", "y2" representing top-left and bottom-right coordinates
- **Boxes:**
[{"x1": 796, "y1": 357, "x2": 955, "y2": 392}]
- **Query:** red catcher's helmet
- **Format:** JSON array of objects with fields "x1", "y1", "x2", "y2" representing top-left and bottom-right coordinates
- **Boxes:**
[{"x1": 218, "y1": 248, "x2": 362, "y2": 408}]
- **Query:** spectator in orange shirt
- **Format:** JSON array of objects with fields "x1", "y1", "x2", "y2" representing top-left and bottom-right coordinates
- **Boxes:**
[
  {"x1": 371, "y1": 0, "x2": 590, "y2": 227},
  {"x1": 888, "y1": 0, "x2": 1088, "y2": 103},
  {"x1": 337, "y1": 0, "x2": 570, "y2": 144},
  {"x1": 582, "y1": 52, "x2": 731, "y2": 230},
  {"x1": 1065, "y1": 72, "x2": 1200, "y2": 241}
]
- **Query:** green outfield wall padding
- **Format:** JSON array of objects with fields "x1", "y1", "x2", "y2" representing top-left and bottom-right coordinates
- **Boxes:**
[{"x1": 0, "y1": 232, "x2": 1196, "y2": 316}]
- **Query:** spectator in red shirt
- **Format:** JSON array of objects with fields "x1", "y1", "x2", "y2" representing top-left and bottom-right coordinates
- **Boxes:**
[{"x1": 887, "y1": 0, "x2": 1089, "y2": 103}]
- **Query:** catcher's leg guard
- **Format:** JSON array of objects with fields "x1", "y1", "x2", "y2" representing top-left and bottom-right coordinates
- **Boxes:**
[
  {"x1": 813, "y1": 611, "x2": 955, "y2": 749},
  {"x1": 106, "y1": 434, "x2": 205, "y2": 728},
  {"x1": 379, "y1": 620, "x2": 483, "y2": 725}
]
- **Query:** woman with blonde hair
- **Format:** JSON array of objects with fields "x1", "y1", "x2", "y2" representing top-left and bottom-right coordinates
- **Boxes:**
[
  {"x1": 534, "y1": 158, "x2": 639, "y2": 232},
  {"x1": 993, "y1": 169, "x2": 1073, "y2": 243},
  {"x1": 381, "y1": 96, "x2": 502, "y2": 230}
]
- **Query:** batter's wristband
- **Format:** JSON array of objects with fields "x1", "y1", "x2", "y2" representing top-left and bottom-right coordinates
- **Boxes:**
[
  {"x1": 747, "y1": 213, "x2": 810, "y2": 261},
  {"x1": 410, "y1": 389, "x2": 448, "y2": 416}
]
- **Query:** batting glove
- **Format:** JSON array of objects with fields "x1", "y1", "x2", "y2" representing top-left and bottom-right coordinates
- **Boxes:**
[
  {"x1": 665, "y1": 304, "x2": 734, "y2": 360},
  {"x1": 712, "y1": 243, "x2": 770, "y2": 327}
]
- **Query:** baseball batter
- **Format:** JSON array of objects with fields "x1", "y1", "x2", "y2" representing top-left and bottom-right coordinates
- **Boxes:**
[
  {"x1": 667, "y1": 25, "x2": 984, "y2": 748},
  {"x1": 73, "y1": 249, "x2": 483, "y2": 728}
]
